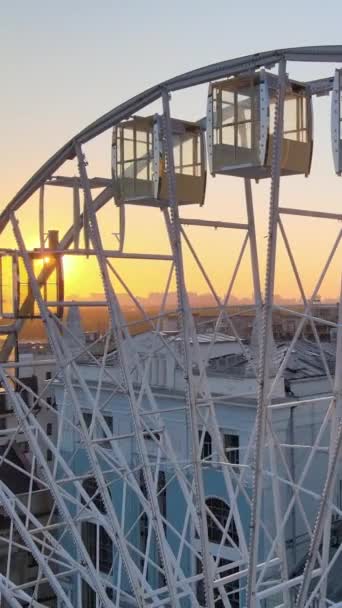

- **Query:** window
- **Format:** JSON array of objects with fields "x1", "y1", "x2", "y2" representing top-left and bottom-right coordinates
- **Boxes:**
[
  {"x1": 45, "y1": 371, "x2": 52, "y2": 380},
  {"x1": 47, "y1": 449, "x2": 52, "y2": 461},
  {"x1": 83, "y1": 412, "x2": 92, "y2": 429},
  {"x1": 139, "y1": 470, "x2": 166, "y2": 585},
  {"x1": 27, "y1": 554, "x2": 38, "y2": 568},
  {"x1": 213, "y1": 81, "x2": 256, "y2": 157},
  {"x1": 196, "y1": 558, "x2": 205, "y2": 607},
  {"x1": 0, "y1": 417, "x2": 6, "y2": 431},
  {"x1": 47, "y1": 423, "x2": 52, "y2": 436},
  {"x1": 82, "y1": 477, "x2": 113, "y2": 575},
  {"x1": 172, "y1": 130, "x2": 202, "y2": 177},
  {"x1": 282, "y1": 94, "x2": 308, "y2": 142},
  {"x1": 216, "y1": 559, "x2": 240, "y2": 608},
  {"x1": 116, "y1": 121, "x2": 154, "y2": 200},
  {"x1": 199, "y1": 430, "x2": 212, "y2": 460},
  {"x1": 158, "y1": 471, "x2": 167, "y2": 527},
  {"x1": 196, "y1": 558, "x2": 239, "y2": 608},
  {"x1": 139, "y1": 470, "x2": 149, "y2": 572},
  {"x1": 83, "y1": 412, "x2": 113, "y2": 447},
  {"x1": 338, "y1": 479, "x2": 342, "y2": 512},
  {"x1": 143, "y1": 430, "x2": 160, "y2": 442},
  {"x1": 206, "y1": 497, "x2": 238, "y2": 547},
  {"x1": 20, "y1": 388, "x2": 30, "y2": 408},
  {"x1": 223, "y1": 433, "x2": 239, "y2": 466},
  {"x1": 103, "y1": 415, "x2": 113, "y2": 449},
  {"x1": 26, "y1": 554, "x2": 39, "y2": 582},
  {"x1": 82, "y1": 583, "x2": 96, "y2": 608},
  {"x1": 333, "y1": 479, "x2": 342, "y2": 522},
  {"x1": 104, "y1": 415, "x2": 112, "y2": 431},
  {"x1": 158, "y1": 472, "x2": 167, "y2": 587}
]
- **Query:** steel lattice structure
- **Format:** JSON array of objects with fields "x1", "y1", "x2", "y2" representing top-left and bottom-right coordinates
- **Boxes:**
[{"x1": 1, "y1": 46, "x2": 342, "y2": 607}]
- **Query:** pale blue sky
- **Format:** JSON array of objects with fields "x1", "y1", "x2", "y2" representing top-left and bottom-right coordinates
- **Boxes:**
[{"x1": 1, "y1": 0, "x2": 342, "y2": 199}]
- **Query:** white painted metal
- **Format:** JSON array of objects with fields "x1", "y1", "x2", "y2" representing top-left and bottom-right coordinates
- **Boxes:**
[
  {"x1": 246, "y1": 58, "x2": 288, "y2": 607},
  {"x1": 0, "y1": 47, "x2": 342, "y2": 608},
  {"x1": 331, "y1": 69, "x2": 341, "y2": 174},
  {"x1": 38, "y1": 185, "x2": 45, "y2": 249},
  {"x1": 259, "y1": 76, "x2": 269, "y2": 165},
  {"x1": 161, "y1": 90, "x2": 216, "y2": 607},
  {"x1": 73, "y1": 178, "x2": 81, "y2": 249}
]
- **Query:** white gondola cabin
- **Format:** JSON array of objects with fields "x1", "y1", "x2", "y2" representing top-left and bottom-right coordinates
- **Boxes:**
[
  {"x1": 112, "y1": 116, "x2": 206, "y2": 206},
  {"x1": 0, "y1": 231, "x2": 64, "y2": 319},
  {"x1": 207, "y1": 71, "x2": 313, "y2": 179},
  {"x1": 331, "y1": 69, "x2": 342, "y2": 174}
]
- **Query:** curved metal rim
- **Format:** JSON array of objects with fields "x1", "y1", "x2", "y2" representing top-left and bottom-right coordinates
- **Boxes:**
[{"x1": 1, "y1": 45, "x2": 342, "y2": 232}]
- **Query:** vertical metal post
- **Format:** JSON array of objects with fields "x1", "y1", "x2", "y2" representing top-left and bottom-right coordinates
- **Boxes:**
[
  {"x1": 247, "y1": 195, "x2": 289, "y2": 604},
  {"x1": 73, "y1": 178, "x2": 81, "y2": 249},
  {"x1": 244, "y1": 177, "x2": 263, "y2": 374},
  {"x1": 246, "y1": 58, "x2": 287, "y2": 608},
  {"x1": 240, "y1": 116, "x2": 262, "y2": 319},
  {"x1": 267, "y1": 419, "x2": 291, "y2": 606},
  {"x1": 83, "y1": 190, "x2": 90, "y2": 251},
  {"x1": 244, "y1": 178, "x2": 262, "y2": 314},
  {"x1": 289, "y1": 406, "x2": 297, "y2": 568},
  {"x1": 76, "y1": 143, "x2": 182, "y2": 608},
  {"x1": 39, "y1": 185, "x2": 45, "y2": 249},
  {"x1": 161, "y1": 89, "x2": 215, "y2": 608}
]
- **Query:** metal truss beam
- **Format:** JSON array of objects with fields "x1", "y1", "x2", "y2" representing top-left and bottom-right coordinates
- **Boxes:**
[{"x1": 2, "y1": 46, "x2": 342, "y2": 232}]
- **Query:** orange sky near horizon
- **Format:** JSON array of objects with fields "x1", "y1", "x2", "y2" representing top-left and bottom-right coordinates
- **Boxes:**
[{"x1": 2, "y1": 147, "x2": 342, "y2": 309}]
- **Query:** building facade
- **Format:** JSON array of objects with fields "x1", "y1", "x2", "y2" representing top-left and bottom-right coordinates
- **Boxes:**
[{"x1": 52, "y1": 319, "x2": 340, "y2": 607}]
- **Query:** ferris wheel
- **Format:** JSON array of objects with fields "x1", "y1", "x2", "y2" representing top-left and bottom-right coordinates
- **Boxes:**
[{"x1": 1, "y1": 46, "x2": 342, "y2": 607}]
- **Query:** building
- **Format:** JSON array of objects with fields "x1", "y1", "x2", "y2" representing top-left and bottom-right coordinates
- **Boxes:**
[
  {"x1": 0, "y1": 343, "x2": 57, "y2": 607},
  {"x1": 51, "y1": 310, "x2": 341, "y2": 607}
]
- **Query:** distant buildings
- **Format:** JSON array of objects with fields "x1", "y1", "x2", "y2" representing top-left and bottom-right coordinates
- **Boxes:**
[
  {"x1": 162, "y1": 303, "x2": 339, "y2": 342},
  {"x1": 0, "y1": 303, "x2": 338, "y2": 606},
  {"x1": 0, "y1": 344, "x2": 57, "y2": 607}
]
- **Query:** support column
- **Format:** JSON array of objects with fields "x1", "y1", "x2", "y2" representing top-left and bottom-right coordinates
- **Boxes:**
[
  {"x1": 246, "y1": 58, "x2": 287, "y2": 608},
  {"x1": 76, "y1": 143, "x2": 182, "y2": 608},
  {"x1": 244, "y1": 178, "x2": 262, "y2": 314},
  {"x1": 161, "y1": 89, "x2": 215, "y2": 608}
]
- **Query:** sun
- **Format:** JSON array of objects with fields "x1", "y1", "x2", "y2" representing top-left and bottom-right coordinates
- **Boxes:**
[
  {"x1": 62, "y1": 255, "x2": 77, "y2": 278},
  {"x1": 61, "y1": 254, "x2": 102, "y2": 299}
]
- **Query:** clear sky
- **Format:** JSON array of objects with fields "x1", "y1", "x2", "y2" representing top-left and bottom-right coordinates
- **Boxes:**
[{"x1": 1, "y1": 1, "x2": 342, "y2": 302}]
